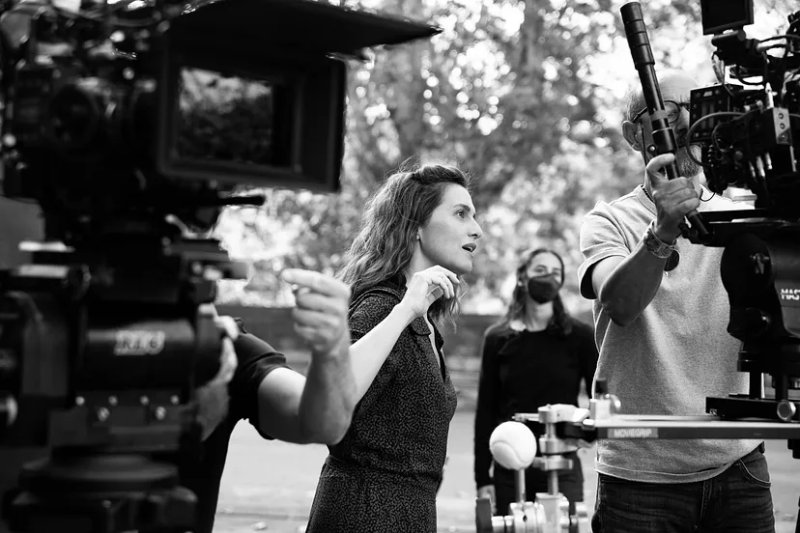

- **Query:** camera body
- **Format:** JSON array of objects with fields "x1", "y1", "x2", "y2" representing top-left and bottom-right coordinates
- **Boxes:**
[
  {"x1": 0, "y1": 0, "x2": 438, "y2": 530},
  {"x1": 688, "y1": 1, "x2": 800, "y2": 218},
  {"x1": 0, "y1": 0, "x2": 359, "y2": 243},
  {"x1": 686, "y1": 0, "x2": 800, "y2": 423}
]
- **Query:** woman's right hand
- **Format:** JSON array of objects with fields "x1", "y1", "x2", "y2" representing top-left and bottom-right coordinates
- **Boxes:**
[{"x1": 400, "y1": 266, "x2": 460, "y2": 318}]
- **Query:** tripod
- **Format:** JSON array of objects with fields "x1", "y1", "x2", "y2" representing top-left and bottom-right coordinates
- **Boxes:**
[{"x1": 5, "y1": 452, "x2": 196, "y2": 533}]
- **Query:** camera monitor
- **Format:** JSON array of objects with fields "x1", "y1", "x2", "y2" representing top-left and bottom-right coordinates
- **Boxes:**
[
  {"x1": 700, "y1": 0, "x2": 754, "y2": 35},
  {"x1": 157, "y1": 42, "x2": 346, "y2": 194},
  {"x1": 157, "y1": 0, "x2": 440, "y2": 193}
]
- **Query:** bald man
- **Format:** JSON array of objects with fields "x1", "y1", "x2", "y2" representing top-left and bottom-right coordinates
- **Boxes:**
[{"x1": 578, "y1": 72, "x2": 774, "y2": 533}]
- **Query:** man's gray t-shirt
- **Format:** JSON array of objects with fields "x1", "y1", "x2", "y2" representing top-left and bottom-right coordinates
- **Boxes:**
[{"x1": 578, "y1": 185, "x2": 760, "y2": 483}]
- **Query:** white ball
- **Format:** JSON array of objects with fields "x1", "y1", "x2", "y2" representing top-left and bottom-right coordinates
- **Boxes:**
[{"x1": 489, "y1": 421, "x2": 537, "y2": 470}]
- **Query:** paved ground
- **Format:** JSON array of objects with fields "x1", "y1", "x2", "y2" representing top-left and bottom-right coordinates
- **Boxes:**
[{"x1": 213, "y1": 408, "x2": 800, "y2": 533}]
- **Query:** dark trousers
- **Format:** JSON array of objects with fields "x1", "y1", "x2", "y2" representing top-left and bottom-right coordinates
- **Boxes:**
[
  {"x1": 591, "y1": 445, "x2": 774, "y2": 533},
  {"x1": 493, "y1": 450, "x2": 584, "y2": 516}
]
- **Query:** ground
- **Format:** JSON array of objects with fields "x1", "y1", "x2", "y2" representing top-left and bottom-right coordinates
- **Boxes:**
[{"x1": 212, "y1": 409, "x2": 800, "y2": 533}]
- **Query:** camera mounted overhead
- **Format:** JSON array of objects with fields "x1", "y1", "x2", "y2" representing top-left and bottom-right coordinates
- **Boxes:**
[{"x1": 689, "y1": 0, "x2": 800, "y2": 220}]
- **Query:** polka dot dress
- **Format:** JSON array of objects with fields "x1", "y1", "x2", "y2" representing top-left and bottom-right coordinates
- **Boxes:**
[{"x1": 305, "y1": 278, "x2": 458, "y2": 533}]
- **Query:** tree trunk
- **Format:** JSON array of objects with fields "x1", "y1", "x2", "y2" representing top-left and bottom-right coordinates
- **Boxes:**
[{"x1": 384, "y1": 0, "x2": 429, "y2": 164}]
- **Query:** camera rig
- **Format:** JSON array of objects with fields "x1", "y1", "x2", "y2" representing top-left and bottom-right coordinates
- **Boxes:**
[
  {"x1": 688, "y1": 0, "x2": 800, "y2": 220},
  {"x1": 683, "y1": 0, "x2": 800, "y2": 425},
  {"x1": 0, "y1": 0, "x2": 438, "y2": 531},
  {"x1": 621, "y1": 0, "x2": 800, "y2": 424},
  {"x1": 475, "y1": 393, "x2": 800, "y2": 533}
]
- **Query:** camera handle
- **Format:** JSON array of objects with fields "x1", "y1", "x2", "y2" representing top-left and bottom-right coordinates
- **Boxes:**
[{"x1": 621, "y1": 2, "x2": 710, "y2": 241}]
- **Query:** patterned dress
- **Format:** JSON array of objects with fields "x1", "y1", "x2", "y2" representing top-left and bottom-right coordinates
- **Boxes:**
[{"x1": 305, "y1": 277, "x2": 458, "y2": 533}]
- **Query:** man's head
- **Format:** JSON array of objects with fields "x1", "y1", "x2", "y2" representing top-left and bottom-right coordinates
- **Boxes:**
[{"x1": 622, "y1": 70, "x2": 702, "y2": 180}]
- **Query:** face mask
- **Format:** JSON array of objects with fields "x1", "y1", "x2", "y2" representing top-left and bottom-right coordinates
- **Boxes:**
[{"x1": 526, "y1": 274, "x2": 561, "y2": 304}]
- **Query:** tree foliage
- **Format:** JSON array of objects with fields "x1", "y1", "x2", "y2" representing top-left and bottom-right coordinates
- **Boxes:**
[{"x1": 215, "y1": 0, "x2": 800, "y2": 313}]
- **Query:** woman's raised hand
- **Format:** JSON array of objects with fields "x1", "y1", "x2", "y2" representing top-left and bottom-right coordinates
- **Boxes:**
[{"x1": 400, "y1": 266, "x2": 460, "y2": 318}]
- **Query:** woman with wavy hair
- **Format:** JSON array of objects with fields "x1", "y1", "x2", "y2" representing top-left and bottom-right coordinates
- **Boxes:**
[
  {"x1": 473, "y1": 247, "x2": 598, "y2": 516},
  {"x1": 305, "y1": 163, "x2": 483, "y2": 533}
]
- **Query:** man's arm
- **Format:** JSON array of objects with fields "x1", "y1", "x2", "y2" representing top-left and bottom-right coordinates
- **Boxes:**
[
  {"x1": 593, "y1": 153, "x2": 701, "y2": 327},
  {"x1": 254, "y1": 269, "x2": 356, "y2": 445},
  {"x1": 256, "y1": 362, "x2": 351, "y2": 445},
  {"x1": 591, "y1": 247, "x2": 670, "y2": 327}
]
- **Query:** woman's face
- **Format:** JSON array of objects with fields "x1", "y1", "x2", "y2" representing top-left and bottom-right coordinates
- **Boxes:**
[
  {"x1": 416, "y1": 184, "x2": 483, "y2": 275},
  {"x1": 524, "y1": 252, "x2": 563, "y2": 284}
]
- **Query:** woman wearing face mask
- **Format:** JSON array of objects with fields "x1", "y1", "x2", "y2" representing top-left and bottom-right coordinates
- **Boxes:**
[{"x1": 473, "y1": 248, "x2": 598, "y2": 517}]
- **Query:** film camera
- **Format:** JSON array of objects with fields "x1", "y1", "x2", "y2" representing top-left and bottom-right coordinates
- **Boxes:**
[
  {"x1": 0, "y1": 0, "x2": 436, "y2": 531},
  {"x1": 622, "y1": 0, "x2": 800, "y2": 422},
  {"x1": 682, "y1": 0, "x2": 800, "y2": 425}
]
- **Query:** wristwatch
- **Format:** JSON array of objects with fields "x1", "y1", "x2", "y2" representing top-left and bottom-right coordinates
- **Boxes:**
[{"x1": 642, "y1": 221, "x2": 677, "y2": 260}]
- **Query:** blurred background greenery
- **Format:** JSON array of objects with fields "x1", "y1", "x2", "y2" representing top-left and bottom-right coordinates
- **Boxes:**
[{"x1": 213, "y1": 0, "x2": 796, "y2": 318}]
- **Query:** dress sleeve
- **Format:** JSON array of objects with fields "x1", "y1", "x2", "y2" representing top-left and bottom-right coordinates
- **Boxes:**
[
  {"x1": 348, "y1": 292, "x2": 400, "y2": 342},
  {"x1": 474, "y1": 326, "x2": 502, "y2": 489}
]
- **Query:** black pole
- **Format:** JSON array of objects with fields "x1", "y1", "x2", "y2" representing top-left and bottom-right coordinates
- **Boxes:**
[{"x1": 620, "y1": 2, "x2": 709, "y2": 239}]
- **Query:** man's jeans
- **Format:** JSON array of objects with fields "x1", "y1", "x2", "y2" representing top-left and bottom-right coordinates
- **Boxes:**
[{"x1": 591, "y1": 446, "x2": 774, "y2": 533}]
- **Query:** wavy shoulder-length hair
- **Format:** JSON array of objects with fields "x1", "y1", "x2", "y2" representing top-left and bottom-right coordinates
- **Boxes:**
[
  {"x1": 501, "y1": 247, "x2": 573, "y2": 337},
  {"x1": 338, "y1": 163, "x2": 471, "y2": 331}
]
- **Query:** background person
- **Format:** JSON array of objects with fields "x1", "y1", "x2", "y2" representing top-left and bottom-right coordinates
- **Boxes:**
[{"x1": 474, "y1": 247, "x2": 597, "y2": 515}]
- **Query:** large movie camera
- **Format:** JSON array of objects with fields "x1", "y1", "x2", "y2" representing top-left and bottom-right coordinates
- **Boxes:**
[
  {"x1": 689, "y1": 0, "x2": 800, "y2": 215},
  {"x1": 681, "y1": 0, "x2": 800, "y2": 425},
  {"x1": 0, "y1": 0, "x2": 436, "y2": 531},
  {"x1": 622, "y1": 0, "x2": 800, "y2": 424}
]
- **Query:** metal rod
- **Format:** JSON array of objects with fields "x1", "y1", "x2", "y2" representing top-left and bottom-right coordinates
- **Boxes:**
[
  {"x1": 548, "y1": 470, "x2": 559, "y2": 495},
  {"x1": 515, "y1": 469, "x2": 526, "y2": 503}
]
